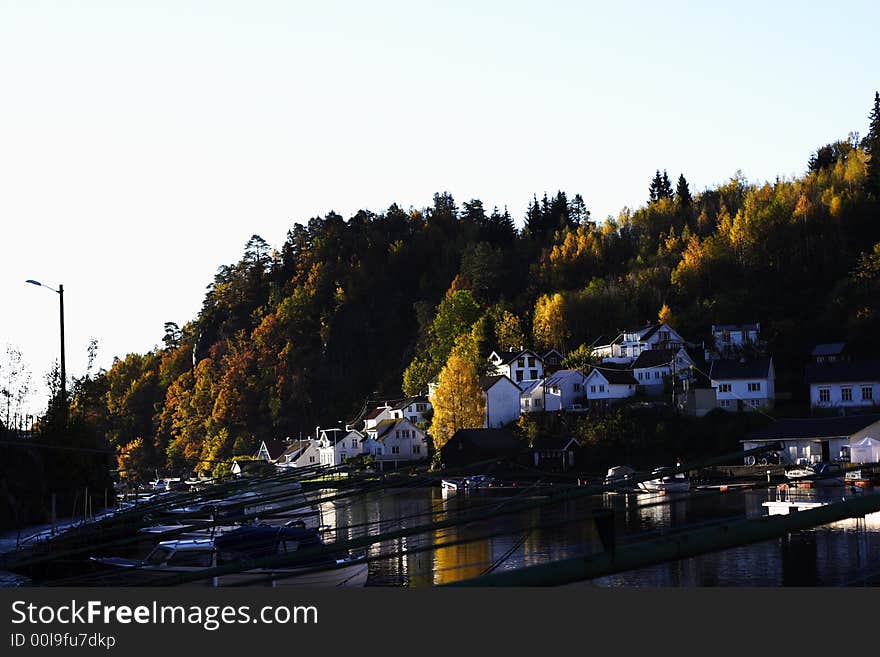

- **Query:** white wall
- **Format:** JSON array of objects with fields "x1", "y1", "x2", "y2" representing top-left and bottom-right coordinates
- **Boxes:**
[
  {"x1": 484, "y1": 382, "x2": 521, "y2": 428},
  {"x1": 810, "y1": 382, "x2": 879, "y2": 408},
  {"x1": 713, "y1": 377, "x2": 773, "y2": 411}
]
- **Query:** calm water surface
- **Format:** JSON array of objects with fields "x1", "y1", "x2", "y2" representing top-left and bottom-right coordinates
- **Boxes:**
[{"x1": 320, "y1": 486, "x2": 880, "y2": 586}]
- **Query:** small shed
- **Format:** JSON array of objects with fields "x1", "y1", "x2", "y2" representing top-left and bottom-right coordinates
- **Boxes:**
[
  {"x1": 440, "y1": 429, "x2": 525, "y2": 469},
  {"x1": 531, "y1": 436, "x2": 579, "y2": 471}
]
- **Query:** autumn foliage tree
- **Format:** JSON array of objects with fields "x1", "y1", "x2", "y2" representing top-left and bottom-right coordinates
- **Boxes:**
[{"x1": 430, "y1": 352, "x2": 485, "y2": 451}]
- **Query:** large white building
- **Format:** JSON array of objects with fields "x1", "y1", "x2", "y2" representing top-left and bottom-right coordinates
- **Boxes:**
[
  {"x1": 480, "y1": 374, "x2": 522, "y2": 428},
  {"x1": 317, "y1": 428, "x2": 364, "y2": 466},
  {"x1": 361, "y1": 418, "x2": 428, "y2": 467},
  {"x1": 488, "y1": 349, "x2": 545, "y2": 383},
  {"x1": 592, "y1": 323, "x2": 687, "y2": 364},
  {"x1": 805, "y1": 361, "x2": 880, "y2": 412},
  {"x1": 709, "y1": 356, "x2": 775, "y2": 412}
]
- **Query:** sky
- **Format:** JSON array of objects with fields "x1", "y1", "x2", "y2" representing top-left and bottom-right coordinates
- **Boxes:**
[{"x1": 1, "y1": 0, "x2": 878, "y2": 417}]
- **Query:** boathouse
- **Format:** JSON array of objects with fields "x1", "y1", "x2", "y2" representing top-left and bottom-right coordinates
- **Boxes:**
[{"x1": 742, "y1": 414, "x2": 880, "y2": 465}]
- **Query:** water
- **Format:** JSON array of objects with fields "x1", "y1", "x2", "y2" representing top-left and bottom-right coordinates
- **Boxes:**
[{"x1": 319, "y1": 486, "x2": 880, "y2": 586}]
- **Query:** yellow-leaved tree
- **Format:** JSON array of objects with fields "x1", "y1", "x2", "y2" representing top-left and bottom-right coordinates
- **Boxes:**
[
  {"x1": 533, "y1": 292, "x2": 569, "y2": 351},
  {"x1": 430, "y1": 351, "x2": 486, "y2": 451}
]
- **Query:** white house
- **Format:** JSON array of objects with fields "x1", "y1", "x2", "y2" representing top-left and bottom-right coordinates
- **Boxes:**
[
  {"x1": 742, "y1": 414, "x2": 880, "y2": 465},
  {"x1": 275, "y1": 440, "x2": 320, "y2": 469},
  {"x1": 631, "y1": 348, "x2": 696, "y2": 397},
  {"x1": 388, "y1": 396, "x2": 432, "y2": 427},
  {"x1": 583, "y1": 368, "x2": 638, "y2": 405},
  {"x1": 543, "y1": 369, "x2": 588, "y2": 411},
  {"x1": 361, "y1": 418, "x2": 428, "y2": 467},
  {"x1": 317, "y1": 428, "x2": 364, "y2": 467},
  {"x1": 362, "y1": 405, "x2": 396, "y2": 431},
  {"x1": 252, "y1": 439, "x2": 289, "y2": 463},
  {"x1": 480, "y1": 374, "x2": 522, "y2": 428},
  {"x1": 592, "y1": 323, "x2": 687, "y2": 364},
  {"x1": 810, "y1": 343, "x2": 848, "y2": 364},
  {"x1": 488, "y1": 349, "x2": 544, "y2": 383},
  {"x1": 709, "y1": 323, "x2": 761, "y2": 359},
  {"x1": 519, "y1": 379, "x2": 545, "y2": 413},
  {"x1": 804, "y1": 360, "x2": 880, "y2": 412},
  {"x1": 709, "y1": 356, "x2": 775, "y2": 412}
]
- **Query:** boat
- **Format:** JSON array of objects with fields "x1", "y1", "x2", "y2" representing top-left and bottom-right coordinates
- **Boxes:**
[
  {"x1": 91, "y1": 525, "x2": 369, "y2": 587},
  {"x1": 638, "y1": 467, "x2": 690, "y2": 493},
  {"x1": 784, "y1": 462, "x2": 845, "y2": 487},
  {"x1": 441, "y1": 475, "x2": 496, "y2": 492}
]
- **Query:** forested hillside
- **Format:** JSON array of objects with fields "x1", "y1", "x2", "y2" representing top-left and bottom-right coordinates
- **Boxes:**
[{"x1": 69, "y1": 93, "x2": 880, "y2": 477}]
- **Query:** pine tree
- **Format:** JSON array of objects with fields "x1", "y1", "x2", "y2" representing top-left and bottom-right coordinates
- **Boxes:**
[
  {"x1": 866, "y1": 91, "x2": 880, "y2": 198},
  {"x1": 649, "y1": 170, "x2": 663, "y2": 203},
  {"x1": 660, "y1": 170, "x2": 673, "y2": 199}
]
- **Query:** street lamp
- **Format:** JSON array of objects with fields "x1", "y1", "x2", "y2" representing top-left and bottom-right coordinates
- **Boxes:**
[{"x1": 25, "y1": 279, "x2": 66, "y2": 419}]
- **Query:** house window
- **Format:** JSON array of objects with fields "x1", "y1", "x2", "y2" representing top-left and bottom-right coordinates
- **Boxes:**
[
  {"x1": 391, "y1": 446, "x2": 400, "y2": 455},
  {"x1": 517, "y1": 358, "x2": 525, "y2": 367},
  {"x1": 841, "y1": 387, "x2": 853, "y2": 402},
  {"x1": 413, "y1": 445, "x2": 421, "y2": 454},
  {"x1": 599, "y1": 384, "x2": 605, "y2": 393},
  {"x1": 749, "y1": 399, "x2": 760, "y2": 408},
  {"x1": 638, "y1": 372, "x2": 643, "y2": 381},
  {"x1": 747, "y1": 382, "x2": 761, "y2": 392},
  {"x1": 590, "y1": 385, "x2": 596, "y2": 393},
  {"x1": 819, "y1": 388, "x2": 831, "y2": 403},
  {"x1": 535, "y1": 398, "x2": 542, "y2": 408},
  {"x1": 720, "y1": 399, "x2": 731, "y2": 408},
  {"x1": 528, "y1": 357, "x2": 536, "y2": 367},
  {"x1": 351, "y1": 440, "x2": 358, "y2": 448},
  {"x1": 573, "y1": 383, "x2": 580, "y2": 392},
  {"x1": 530, "y1": 369, "x2": 538, "y2": 379},
  {"x1": 416, "y1": 403, "x2": 427, "y2": 412},
  {"x1": 524, "y1": 399, "x2": 531, "y2": 408},
  {"x1": 654, "y1": 372, "x2": 661, "y2": 380},
  {"x1": 620, "y1": 346, "x2": 628, "y2": 356},
  {"x1": 719, "y1": 384, "x2": 732, "y2": 393},
  {"x1": 516, "y1": 370, "x2": 524, "y2": 382},
  {"x1": 309, "y1": 456, "x2": 315, "y2": 463},
  {"x1": 340, "y1": 452, "x2": 346, "y2": 460},
  {"x1": 863, "y1": 386, "x2": 874, "y2": 401}
]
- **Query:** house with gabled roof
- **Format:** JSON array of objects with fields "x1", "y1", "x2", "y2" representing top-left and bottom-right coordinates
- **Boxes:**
[
  {"x1": 253, "y1": 439, "x2": 291, "y2": 463},
  {"x1": 388, "y1": 396, "x2": 432, "y2": 427},
  {"x1": 480, "y1": 374, "x2": 522, "y2": 428},
  {"x1": 708, "y1": 323, "x2": 762, "y2": 360},
  {"x1": 591, "y1": 323, "x2": 687, "y2": 364},
  {"x1": 362, "y1": 404, "x2": 395, "y2": 431},
  {"x1": 631, "y1": 347, "x2": 696, "y2": 397},
  {"x1": 583, "y1": 367, "x2": 637, "y2": 406},
  {"x1": 518, "y1": 379, "x2": 545, "y2": 414},
  {"x1": 488, "y1": 348, "x2": 544, "y2": 383},
  {"x1": 543, "y1": 369, "x2": 588, "y2": 411},
  {"x1": 810, "y1": 343, "x2": 849, "y2": 365},
  {"x1": 709, "y1": 356, "x2": 775, "y2": 412},
  {"x1": 275, "y1": 440, "x2": 320, "y2": 469},
  {"x1": 316, "y1": 428, "x2": 364, "y2": 467},
  {"x1": 805, "y1": 360, "x2": 880, "y2": 412},
  {"x1": 361, "y1": 418, "x2": 428, "y2": 467}
]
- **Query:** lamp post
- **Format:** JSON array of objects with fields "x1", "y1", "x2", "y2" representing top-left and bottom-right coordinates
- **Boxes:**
[{"x1": 25, "y1": 279, "x2": 66, "y2": 419}]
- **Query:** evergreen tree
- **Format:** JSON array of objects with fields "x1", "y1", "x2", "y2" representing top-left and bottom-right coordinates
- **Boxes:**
[
  {"x1": 661, "y1": 170, "x2": 673, "y2": 199},
  {"x1": 866, "y1": 91, "x2": 880, "y2": 198},
  {"x1": 649, "y1": 170, "x2": 663, "y2": 203}
]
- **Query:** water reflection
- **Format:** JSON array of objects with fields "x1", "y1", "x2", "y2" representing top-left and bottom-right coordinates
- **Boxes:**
[{"x1": 313, "y1": 485, "x2": 880, "y2": 586}]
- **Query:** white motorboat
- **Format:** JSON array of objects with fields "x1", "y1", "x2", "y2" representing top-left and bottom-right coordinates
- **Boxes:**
[
  {"x1": 92, "y1": 525, "x2": 369, "y2": 587},
  {"x1": 784, "y1": 462, "x2": 845, "y2": 486},
  {"x1": 638, "y1": 467, "x2": 690, "y2": 493}
]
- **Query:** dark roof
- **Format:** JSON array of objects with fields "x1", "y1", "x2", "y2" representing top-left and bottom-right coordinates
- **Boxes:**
[
  {"x1": 745, "y1": 415, "x2": 880, "y2": 442},
  {"x1": 492, "y1": 349, "x2": 543, "y2": 365},
  {"x1": 279, "y1": 440, "x2": 313, "y2": 461},
  {"x1": 480, "y1": 374, "x2": 517, "y2": 392},
  {"x1": 389, "y1": 396, "x2": 428, "y2": 411},
  {"x1": 631, "y1": 349, "x2": 679, "y2": 369},
  {"x1": 368, "y1": 419, "x2": 409, "y2": 440},
  {"x1": 544, "y1": 369, "x2": 586, "y2": 387},
  {"x1": 364, "y1": 406, "x2": 388, "y2": 420},
  {"x1": 532, "y1": 436, "x2": 578, "y2": 451},
  {"x1": 446, "y1": 429, "x2": 523, "y2": 451},
  {"x1": 709, "y1": 357, "x2": 772, "y2": 380},
  {"x1": 804, "y1": 361, "x2": 880, "y2": 384},
  {"x1": 254, "y1": 439, "x2": 289, "y2": 460},
  {"x1": 590, "y1": 367, "x2": 638, "y2": 385},
  {"x1": 320, "y1": 428, "x2": 350, "y2": 445},
  {"x1": 713, "y1": 323, "x2": 760, "y2": 332},
  {"x1": 810, "y1": 343, "x2": 846, "y2": 357},
  {"x1": 639, "y1": 324, "x2": 662, "y2": 341}
]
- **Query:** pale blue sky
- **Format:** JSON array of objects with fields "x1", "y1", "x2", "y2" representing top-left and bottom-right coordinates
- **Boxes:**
[{"x1": 1, "y1": 1, "x2": 878, "y2": 415}]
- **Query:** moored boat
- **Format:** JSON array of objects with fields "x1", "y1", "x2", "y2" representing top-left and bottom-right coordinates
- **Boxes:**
[{"x1": 638, "y1": 467, "x2": 690, "y2": 493}]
